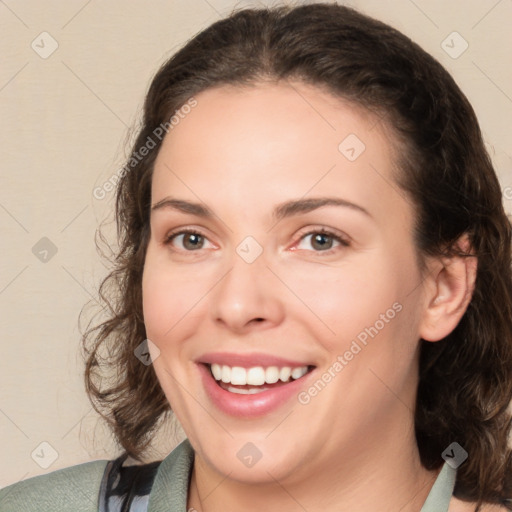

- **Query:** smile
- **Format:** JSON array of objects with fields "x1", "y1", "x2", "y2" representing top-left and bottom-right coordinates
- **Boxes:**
[{"x1": 197, "y1": 355, "x2": 316, "y2": 416}]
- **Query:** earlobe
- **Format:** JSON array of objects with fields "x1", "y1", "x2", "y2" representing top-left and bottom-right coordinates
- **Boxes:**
[{"x1": 419, "y1": 236, "x2": 478, "y2": 343}]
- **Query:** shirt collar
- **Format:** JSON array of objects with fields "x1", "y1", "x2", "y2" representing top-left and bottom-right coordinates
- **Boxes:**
[
  {"x1": 420, "y1": 462, "x2": 457, "y2": 512},
  {"x1": 148, "y1": 440, "x2": 456, "y2": 512}
]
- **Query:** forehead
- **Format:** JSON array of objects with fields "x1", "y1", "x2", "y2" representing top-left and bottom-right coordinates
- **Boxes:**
[
  {"x1": 158, "y1": 80, "x2": 391, "y2": 166},
  {"x1": 151, "y1": 81, "x2": 409, "y2": 223}
]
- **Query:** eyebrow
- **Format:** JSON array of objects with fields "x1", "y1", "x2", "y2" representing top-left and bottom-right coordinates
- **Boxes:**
[{"x1": 151, "y1": 196, "x2": 372, "y2": 221}]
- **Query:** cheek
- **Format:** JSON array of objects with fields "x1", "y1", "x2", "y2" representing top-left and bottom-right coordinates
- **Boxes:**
[
  {"x1": 281, "y1": 256, "x2": 408, "y2": 349},
  {"x1": 142, "y1": 246, "x2": 203, "y2": 342}
]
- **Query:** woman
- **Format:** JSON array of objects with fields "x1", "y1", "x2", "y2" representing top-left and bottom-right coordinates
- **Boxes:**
[{"x1": 1, "y1": 3, "x2": 511, "y2": 511}]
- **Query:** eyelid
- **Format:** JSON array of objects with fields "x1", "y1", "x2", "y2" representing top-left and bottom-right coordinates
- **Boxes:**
[
  {"x1": 292, "y1": 226, "x2": 351, "y2": 253},
  {"x1": 163, "y1": 227, "x2": 215, "y2": 250},
  {"x1": 163, "y1": 226, "x2": 351, "y2": 253}
]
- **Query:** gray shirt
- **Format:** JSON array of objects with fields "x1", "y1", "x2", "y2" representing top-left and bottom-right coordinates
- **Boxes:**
[{"x1": 0, "y1": 439, "x2": 456, "y2": 511}]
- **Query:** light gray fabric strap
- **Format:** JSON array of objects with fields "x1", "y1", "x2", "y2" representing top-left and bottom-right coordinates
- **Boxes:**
[{"x1": 420, "y1": 462, "x2": 457, "y2": 512}]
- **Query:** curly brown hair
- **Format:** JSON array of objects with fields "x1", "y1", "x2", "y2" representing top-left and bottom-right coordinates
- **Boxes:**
[{"x1": 82, "y1": 3, "x2": 512, "y2": 509}]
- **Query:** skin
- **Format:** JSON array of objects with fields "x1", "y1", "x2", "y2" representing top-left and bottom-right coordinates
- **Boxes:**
[{"x1": 142, "y1": 81, "x2": 481, "y2": 511}]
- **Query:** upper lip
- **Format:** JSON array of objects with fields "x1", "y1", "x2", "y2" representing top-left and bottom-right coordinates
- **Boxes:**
[{"x1": 197, "y1": 352, "x2": 315, "y2": 368}]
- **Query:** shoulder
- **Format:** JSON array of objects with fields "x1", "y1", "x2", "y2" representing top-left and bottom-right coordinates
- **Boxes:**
[{"x1": 0, "y1": 459, "x2": 108, "y2": 512}]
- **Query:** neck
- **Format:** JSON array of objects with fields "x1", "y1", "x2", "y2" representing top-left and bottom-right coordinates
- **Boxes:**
[{"x1": 187, "y1": 421, "x2": 441, "y2": 512}]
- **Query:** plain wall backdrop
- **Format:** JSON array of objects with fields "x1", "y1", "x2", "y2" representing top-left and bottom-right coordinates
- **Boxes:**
[{"x1": 1, "y1": 0, "x2": 511, "y2": 487}]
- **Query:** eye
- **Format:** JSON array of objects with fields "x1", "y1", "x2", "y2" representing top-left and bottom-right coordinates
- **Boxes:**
[
  {"x1": 295, "y1": 228, "x2": 350, "y2": 253},
  {"x1": 164, "y1": 229, "x2": 214, "y2": 251}
]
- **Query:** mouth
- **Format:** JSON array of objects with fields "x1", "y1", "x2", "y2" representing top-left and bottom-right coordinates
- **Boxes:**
[
  {"x1": 206, "y1": 363, "x2": 315, "y2": 395},
  {"x1": 196, "y1": 355, "x2": 316, "y2": 417}
]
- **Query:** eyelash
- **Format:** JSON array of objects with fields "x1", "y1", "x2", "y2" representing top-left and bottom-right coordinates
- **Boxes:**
[
  {"x1": 163, "y1": 227, "x2": 350, "y2": 255},
  {"x1": 295, "y1": 228, "x2": 351, "y2": 254}
]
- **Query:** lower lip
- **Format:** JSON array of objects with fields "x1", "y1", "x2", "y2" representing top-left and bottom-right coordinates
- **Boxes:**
[{"x1": 198, "y1": 364, "x2": 313, "y2": 417}]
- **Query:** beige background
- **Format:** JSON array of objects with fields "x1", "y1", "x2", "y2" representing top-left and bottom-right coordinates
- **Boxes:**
[{"x1": 0, "y1": 0, "x2": 511, "y2": 488}]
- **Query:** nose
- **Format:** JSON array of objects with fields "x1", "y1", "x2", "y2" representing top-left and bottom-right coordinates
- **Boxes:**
[{"x1": 210, "y1": 247, "x2": 285, "y2": 334}]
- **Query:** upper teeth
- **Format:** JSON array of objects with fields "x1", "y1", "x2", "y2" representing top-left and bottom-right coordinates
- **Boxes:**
[{"x1": 210, "y1": 364, "x2": 308, "y2": 386}]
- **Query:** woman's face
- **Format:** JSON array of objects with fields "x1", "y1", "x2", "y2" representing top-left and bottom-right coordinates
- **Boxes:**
[{"x1": 143, "y1": 81, "x2": 430, "y2": 483}]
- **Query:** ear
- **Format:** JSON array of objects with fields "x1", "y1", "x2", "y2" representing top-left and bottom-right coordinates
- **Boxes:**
[{"x1": 419, "y1": 235, "x2": 478, "y2": 342}]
